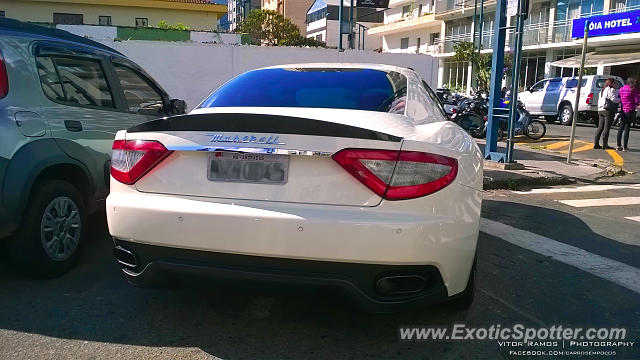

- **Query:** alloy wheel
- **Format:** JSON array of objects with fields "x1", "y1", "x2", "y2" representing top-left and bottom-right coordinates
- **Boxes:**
[{"x1": 40, "y1": 196, "x2": 81, "y2": 261}]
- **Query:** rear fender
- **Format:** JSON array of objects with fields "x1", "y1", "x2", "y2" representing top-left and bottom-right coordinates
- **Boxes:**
[{"x1": 1, "y1": 139, "x2": 97, "y2": 232}]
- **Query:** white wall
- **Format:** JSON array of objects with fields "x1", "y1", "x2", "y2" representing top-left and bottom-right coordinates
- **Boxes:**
[
  {"x1": 190, "y1": 31, "x2": 241, "y2": 44},
  {"x1": 56, "y1": 25, "x2": 117, "y2": 41},
  {"x1": 101, "y1": 41, "x2": 439, "y2": 110}
]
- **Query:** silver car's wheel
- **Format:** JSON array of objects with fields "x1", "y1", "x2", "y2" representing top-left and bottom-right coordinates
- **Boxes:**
[{"x1": 40, "y1": 196, "x2": 81, "y2": 261}]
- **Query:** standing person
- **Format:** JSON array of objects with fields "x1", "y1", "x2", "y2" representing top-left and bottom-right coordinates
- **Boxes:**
[
  {"x1": 595, "y1": 78, "x2": 619, "y2": 149},
  {"x1": 617, "y1": 77, "x2": 640, "y2": 151}
]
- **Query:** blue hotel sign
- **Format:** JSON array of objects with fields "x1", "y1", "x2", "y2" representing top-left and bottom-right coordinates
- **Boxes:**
[{"x1": 572, "y1": 9, "x2": 640, "y2": 38}]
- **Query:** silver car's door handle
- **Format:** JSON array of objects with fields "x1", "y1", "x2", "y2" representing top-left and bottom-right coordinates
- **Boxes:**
[{"x1": 64, "y1": 120, "x2": 83, "y2": 132}]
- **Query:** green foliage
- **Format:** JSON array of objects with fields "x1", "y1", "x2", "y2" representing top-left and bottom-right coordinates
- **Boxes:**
[
  {"x1": 157, "y1": 20, "x2": 190, "y2": 31},
  {"x1": 239, "y1": 9, "x2": 325, "y2": 47},
  {"x1": 239, "y1": 9, "x2": 299, "y2": 46},
  {"x1": 452, "y1": 41, "x2": 515, "y2": 92}
]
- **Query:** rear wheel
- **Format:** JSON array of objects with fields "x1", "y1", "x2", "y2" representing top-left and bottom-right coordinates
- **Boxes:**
[
  {"x1": 559, "y1": 104, "x2": 573, "y2": 126},
  {"x1": 525, "y1": 120, "x2": 547, "y2": 140},
  {"x1": 5, "y1": 180, "x2": 86, "y2": 277}
]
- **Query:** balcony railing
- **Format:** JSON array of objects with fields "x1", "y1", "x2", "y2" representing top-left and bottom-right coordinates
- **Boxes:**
[{"x1": 434, "y1": 4, "x2": 640, "y2": 54}]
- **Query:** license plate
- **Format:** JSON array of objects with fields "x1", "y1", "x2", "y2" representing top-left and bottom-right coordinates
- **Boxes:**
[{"x1": 207, "y1": 152, "x2": 289, "y2": 184}]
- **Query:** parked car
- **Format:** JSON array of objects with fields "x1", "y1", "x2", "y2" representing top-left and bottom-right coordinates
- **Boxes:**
[
  {"x1": 0, "y1": 19, "x2": 186, "y2": 276},
  {"x1": 519, "y1": 75, "x2": 624, "y2": 125},
  {"x1": 106, "y1": 64, "x2": 483, "y2": 313}
]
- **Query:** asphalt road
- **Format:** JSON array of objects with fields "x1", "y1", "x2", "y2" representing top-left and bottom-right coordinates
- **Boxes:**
[{"x1": 1, "y1": 181, "x2": 639, "y2": 359}]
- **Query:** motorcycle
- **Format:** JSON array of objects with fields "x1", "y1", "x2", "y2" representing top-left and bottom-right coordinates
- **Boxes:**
[
  {"x1": 449, "y1": 92, "x2": 487, "y2": 138},
  {"x1": 500, "y1": 99, "x2": 546, "y2": 140},
  {"x1": 451, "y1": 92, "x2": 546, "y2": 140}
]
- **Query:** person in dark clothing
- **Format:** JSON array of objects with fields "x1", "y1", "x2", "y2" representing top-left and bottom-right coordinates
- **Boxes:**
[{"x1": 594, "y1": 78, "x2": 619, "y2": 149}]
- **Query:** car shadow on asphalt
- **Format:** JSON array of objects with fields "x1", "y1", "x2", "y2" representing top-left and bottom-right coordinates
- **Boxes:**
[{"x1": 0, "y1": 205, "x2": 638, "y2": 359}]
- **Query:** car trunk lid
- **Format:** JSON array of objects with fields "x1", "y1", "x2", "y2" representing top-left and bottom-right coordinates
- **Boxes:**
[{"x1": 127, "y1": 108, "x2": 410, "y2": 207}]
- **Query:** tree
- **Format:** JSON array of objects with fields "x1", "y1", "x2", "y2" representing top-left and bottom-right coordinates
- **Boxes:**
[
  {"x1": 452, "y1": 41, "x2": 513, "y2": 92},
  {"x1": 239, "y1": 9, "x2": 302, "y2": 46}
]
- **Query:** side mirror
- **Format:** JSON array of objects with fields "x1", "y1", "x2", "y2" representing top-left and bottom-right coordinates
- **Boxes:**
[{"x1": 169, "y1": 99, "x2": 186, "y2": 115}]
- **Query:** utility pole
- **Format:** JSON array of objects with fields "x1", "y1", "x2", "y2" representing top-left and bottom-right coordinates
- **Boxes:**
[
  {"x1": 567, "y1": 20, "x2": 589, "y2": 164},
  {"x1": 349, "y1": 0, "x2": 355, "y2": 49},
  {"x1": 505, "y1": 0, "x2": 527, "y2": 163},
  {"x1": 484, "y1": 0, "x2": 508, "y2": 161},
  {"x1": 338, "y1": 0, "x2": 344, "y2": 51}
]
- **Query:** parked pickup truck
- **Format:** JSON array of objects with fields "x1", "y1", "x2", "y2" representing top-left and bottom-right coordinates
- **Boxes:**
[{"x1": 519, "y1": 75, "x2": 624, "y2": 126}]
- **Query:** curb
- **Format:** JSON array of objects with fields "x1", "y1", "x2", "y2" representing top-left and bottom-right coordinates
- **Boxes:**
[{"x1": 483, "y1": 173, "x2": 576, "y2": 190}]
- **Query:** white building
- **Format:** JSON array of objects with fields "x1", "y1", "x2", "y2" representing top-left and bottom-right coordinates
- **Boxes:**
[
  {"x1": 367, "y1": 0, "x2": 443, "y2": 54},
  {"x1": 371, "y1": 0, "x2": 640, "y2": 91},
  {"x1": 306, "y1": 0, "x2": 384, "y2": 50},
  {"x1": 228, "y1": 0, "x2": 261, "y2": 32}
]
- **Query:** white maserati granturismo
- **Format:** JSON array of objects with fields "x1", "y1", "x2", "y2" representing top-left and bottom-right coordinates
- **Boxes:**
[{"x1": 106, "y1": 64, "x2": 483, "y2": 312}]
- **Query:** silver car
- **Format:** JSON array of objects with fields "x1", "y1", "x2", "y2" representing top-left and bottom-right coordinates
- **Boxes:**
[
  {"x1": 0, "y1": 18, "x2": 185, "y2": 276},
  {"x1": 520, "y1": 75, "x2": 624, "y2": 125}
]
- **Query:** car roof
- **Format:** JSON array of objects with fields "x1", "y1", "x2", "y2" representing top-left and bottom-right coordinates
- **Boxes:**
[
  {"x1": 0, "y1": 17, "x2": 122, "y2": 56},
  {"x1": 257, "y1": 63, "x2": 411, "y2": 74}
]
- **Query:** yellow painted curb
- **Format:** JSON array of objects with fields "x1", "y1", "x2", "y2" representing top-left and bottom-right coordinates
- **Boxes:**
[
  {"x1": 559, "y1": 143, "x2": 594, "y2": 154},
  {"x1": 606, "y1": 149, "x2": 624, "y2": 167},
  {"x1": 545, "y1": 140, "x2": 571, "y2": 150}
]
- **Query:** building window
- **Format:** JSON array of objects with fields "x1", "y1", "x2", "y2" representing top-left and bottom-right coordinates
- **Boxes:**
[
  {"x1": 0, "y1": 11, "x2": 5, "y2": 18},
  {"x1": 306, "y1": 7, "x2": 327, "y2": 23},
  {"x1": 53, "y1": 13, "x2": 83, "y2": 25},
  {"x1": 98, "y1": 16, "x2": 111, "y2": 26},
  {"x1": 400, "y1": 37, "x2": 409, "y2": 49},
  {"x1": 429, "y1": 32, "x2": 440, "y2": 45},
  {"x1": 315, "y1": 34, "x2": 323, "y2": 41},
  {"x1": 416, "y1": 37, "x2": 421, "y2": 53},
  {"x1": 402, "y1": 5, "x2": 410, "y2": 17},
  {"x1": 135, "y1": 17, "x2": 148, "y2": 27}
]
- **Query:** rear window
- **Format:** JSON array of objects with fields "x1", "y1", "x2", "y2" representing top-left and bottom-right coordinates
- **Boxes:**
[
  {"x1": 199, "y1": 68, "x2": 408, "y2": 114},
  {"x1": 595, "y1": 78, "x2": 623, "y2": 89}
]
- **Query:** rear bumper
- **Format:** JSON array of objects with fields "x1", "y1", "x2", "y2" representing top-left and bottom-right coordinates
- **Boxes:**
[
  {"x1": 106, "y1": 180, "x2": 480, "y2": 297},
  {"x1": 114, "y1": 239, "x2": 451, "y2": 313}
]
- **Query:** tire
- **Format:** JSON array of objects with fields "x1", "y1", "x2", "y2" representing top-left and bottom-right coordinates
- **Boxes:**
[
  {"x1": 447, "y1": 257, "x2": 476, "y2": 311},
  {"x1": 5, "y1": 180, "x2": 86, "y2": 277},
  {"x1": 525, "y1": 120, "x2": 547, "y2": 140},
  {"x1": 559, "y1": 104, "x2": 573, "y2": 126}
]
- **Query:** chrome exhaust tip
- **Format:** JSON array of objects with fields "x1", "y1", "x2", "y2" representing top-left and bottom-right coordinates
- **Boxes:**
[
  {"x1": 113, "y1": 245, "x2": 137, "y2": 269},
  {"x1": 375, "y1": 275, "x2": 426, "y2": 295}
]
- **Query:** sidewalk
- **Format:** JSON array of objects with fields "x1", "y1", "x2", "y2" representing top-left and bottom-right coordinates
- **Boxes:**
[{"x1": 477, "y1": 140, "x2": 624, "y2": 190}]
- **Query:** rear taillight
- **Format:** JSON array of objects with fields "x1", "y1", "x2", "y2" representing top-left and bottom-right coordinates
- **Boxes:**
[
  {"x1": 111, "y1": 139, "x2": 171, "y2": 184},
  {"x1": 332, "y1": 149, "x2": 458, "y2": 200},
  {"x1": 586, "y1": 93, "x2": 593, "y2": 105},
  {"x1": 0, "y1": 51, "x2": 8, "y2": 99}
]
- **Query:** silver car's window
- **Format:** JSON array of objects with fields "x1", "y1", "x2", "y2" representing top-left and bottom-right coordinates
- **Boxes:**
[
  {"x1": 114, "y1": 64, "x2": 164, "y2": 115},
  {"x1": 35, "y1": 57, "x2": 65, "y2": 102},
  {"x1": 50, "y1": 56, "x2": 114, "y2": 108}
]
